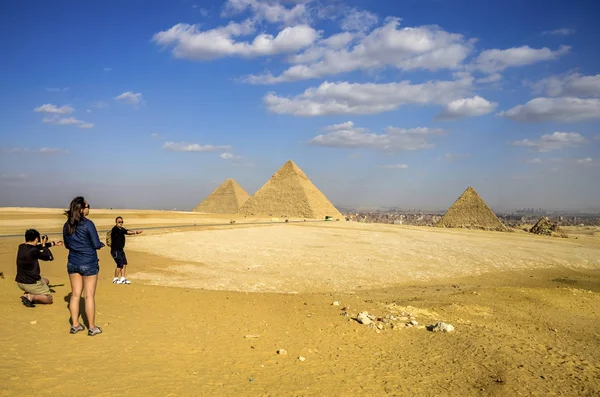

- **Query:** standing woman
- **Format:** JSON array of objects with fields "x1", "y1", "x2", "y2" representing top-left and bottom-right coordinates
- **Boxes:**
[{"x1": 63, "y1": 196, "x2": 105, "y2": 336}]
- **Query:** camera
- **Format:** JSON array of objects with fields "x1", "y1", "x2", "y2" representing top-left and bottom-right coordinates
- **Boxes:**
[{"x1": 40, "y1": 234, "x2": 48, "y2": 241}]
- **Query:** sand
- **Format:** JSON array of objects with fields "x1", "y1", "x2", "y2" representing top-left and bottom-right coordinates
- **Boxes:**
[{"x1": 1, "y1": 208, "x2": 599, "y2": 396}]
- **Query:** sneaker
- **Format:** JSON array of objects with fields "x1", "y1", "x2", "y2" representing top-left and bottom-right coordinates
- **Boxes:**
[
  {"x1": 113, "y1": 278, "x2": 122, "y2": 284},
  {"x1": 88, "y1": 326, "x2": 102, "y2": 336},
  {"x1": 70, "y1": 324, "x2": 85, "y2": 334},
  {"x1": 120, "y1": 277, "x2": 131, "y2": 284}
]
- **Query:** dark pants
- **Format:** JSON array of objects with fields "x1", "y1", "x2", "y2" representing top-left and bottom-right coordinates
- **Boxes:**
[{"x1": 111, "y1": 249, "x2": 128, "y2": 268}]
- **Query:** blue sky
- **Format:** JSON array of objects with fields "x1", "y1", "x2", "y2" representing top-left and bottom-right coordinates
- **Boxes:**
[{"x1": 1, "y1": 0, "x2": 599, "y2": 211}]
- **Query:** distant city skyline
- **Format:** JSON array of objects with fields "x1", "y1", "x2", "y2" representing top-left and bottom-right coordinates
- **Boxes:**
[{"x1": 1, "y1": 0, "x2": 599, "y2": 211}]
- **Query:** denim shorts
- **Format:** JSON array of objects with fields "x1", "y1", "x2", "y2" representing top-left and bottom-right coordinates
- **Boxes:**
[{"x1": 67, "y1": 262, "x2": 99, "y2": 277}]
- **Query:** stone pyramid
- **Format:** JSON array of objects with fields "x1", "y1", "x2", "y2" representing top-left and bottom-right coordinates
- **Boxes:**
[
  {"x1": 236, "y1": 160, "x2": 343, "y2": 219},
  {"x1": 436, "y1": 186, "x2": 506, "y2": 231},
  {"x1": 193, "y1": 178, "x2": 250, "y2": 214}
]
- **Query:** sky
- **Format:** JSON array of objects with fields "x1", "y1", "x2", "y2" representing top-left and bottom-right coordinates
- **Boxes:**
[{"x1": 1, "y1": 0, "x2": 599, "y2": 212}]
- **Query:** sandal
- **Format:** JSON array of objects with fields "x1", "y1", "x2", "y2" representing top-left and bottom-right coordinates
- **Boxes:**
[
  {"x1": 88, "y1": 326, "x2": 102, "y2": 336},
  {"x1": 21, "y1": 296, "x2": 35, "y2": 308},
  {"x1": 70, "y1": 324, "x2": 85, "y2": 334}
]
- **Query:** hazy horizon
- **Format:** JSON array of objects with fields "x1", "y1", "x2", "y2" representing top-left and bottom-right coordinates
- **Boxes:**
[{"x1": 1, "y1": 0, "x2": 599, "y2": 211}]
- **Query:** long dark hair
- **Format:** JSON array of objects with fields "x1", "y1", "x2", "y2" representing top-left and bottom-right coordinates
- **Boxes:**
[{"x1": 64, "y1": 196, "x2": 86, "y2": 235}]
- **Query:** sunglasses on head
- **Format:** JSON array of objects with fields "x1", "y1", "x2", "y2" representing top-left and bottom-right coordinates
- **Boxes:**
[{"x1": 84, "y1": 204, "x2": 90, "y2": 209}]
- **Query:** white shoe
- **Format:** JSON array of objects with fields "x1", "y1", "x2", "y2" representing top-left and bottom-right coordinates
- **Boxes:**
[
  {"x1": 113, "y1": 278, "x2": 122, "y2": 284},
  {"x1": 120, "y1": 277, "x2": 131, "y2": 284}
]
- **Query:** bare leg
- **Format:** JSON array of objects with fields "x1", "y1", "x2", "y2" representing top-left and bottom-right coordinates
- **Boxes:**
[
  {"x1": 43, "y1": 278, "x2": 50, "y2": 285},
  {"x1": 121, "y1": 265, "x2": 127, "y2": 279},
  {"x1": 23, "y1": 293, "x2": 53, "y2": 304},
  {"x1": 114, "y1": 267, "x2": 121, "y2": 278},
  {"x1": 82, "y1": 275, "x2": 98, "y2": 329},
  {"x1": 69, "y1": 273, "x2": 83, "y2": 327}
]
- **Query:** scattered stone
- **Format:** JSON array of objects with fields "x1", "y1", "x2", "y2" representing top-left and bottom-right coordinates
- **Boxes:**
[
  {"x1": 277, "y1": 349, "x2": 288, "y2": 355},
  {"x1": 376, "y1": 323, "x2": 384, "y2": 330},
  {"x1": 357, "y1": 312, "x2": 373, "y2": 325},
  {"x1": 244, "y1": 334, "x2": 261, "y2": 339},
  {"x1": 298, "y1": 356, "x2": 306, "y2": 362},
  {"x1": 29, "y1": 320, "x2": 37, "y2": 325},
  {"x1": 332, "y1": 301, "x2": 340, "y2": 306},
  {"x1": 427, "y1": 322, "x2": 455, "y2": 333},
  {"x1": 530, "y1": 217, "x2": 568, "y2": 238},
  {"x1": 409, "y1": 320, "x2": 419, "y2": 326}
]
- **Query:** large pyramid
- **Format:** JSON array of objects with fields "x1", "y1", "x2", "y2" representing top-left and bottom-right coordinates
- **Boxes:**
[
  {"x1": 436, "y1": 186, "x2": 506, "y2": 231},
  {"x1": 236, "y1": 160, "x2": 343, "y2": 219},
  {"x1": 193, "y1": 178, "x2": 250, "y2": 214}
]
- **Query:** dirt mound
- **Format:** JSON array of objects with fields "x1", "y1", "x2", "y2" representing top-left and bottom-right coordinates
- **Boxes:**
[
  {"x1": 193, "y1": 178, "x2": 250, "y2": 214},
  {"x1": 436, "y1": 186, "x2": 506, "y2": 231},
  {"x1": 236, "y1": 160, "x2": 343, "y2": 219},
  {"x1": 530, "y1": 217, "x2": 568, "y2": 238}
]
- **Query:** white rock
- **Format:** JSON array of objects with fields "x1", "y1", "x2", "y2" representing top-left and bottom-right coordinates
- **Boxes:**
[
  {"x1": 298, "y1": 356, "x2": 306, "y2": 361},
  {"x1": 357, "y1": 312, "x2": 372, "y2": 325},
  {"x1": 277, "y1": 349, "x2": 288, "y2": 355},
  {"x1": 332, "y1": 301, "x2": 340, "y2": 306},
  {"x1": 409, "y1": 320, "x2": 419, "y2": 326},
  {"x1": 430, "y1": 322, "x2": 455, "y2": 333}
]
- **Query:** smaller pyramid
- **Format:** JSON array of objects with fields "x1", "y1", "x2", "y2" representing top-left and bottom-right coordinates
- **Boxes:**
[
  {"x1": 436, "y1": 186, "x2": 506, "y2": 231},
  {"x1": 530, "y1": 217, "x2": 568, "y2": 238},
  {"x1": 236, "y1": 160, "x2": 343, "y2": 219},
  {"x1": 193, "y1": 178, "x2": 250, "y2": 214}
]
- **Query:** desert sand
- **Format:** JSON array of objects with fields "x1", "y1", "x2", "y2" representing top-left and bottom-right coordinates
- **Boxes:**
[{"x1": 1, "y1": 208, "x2": 599, "y2": 396}]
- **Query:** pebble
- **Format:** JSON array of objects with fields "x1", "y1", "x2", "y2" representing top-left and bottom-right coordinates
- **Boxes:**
[
  {"x1": 30, "y1": 320, "x2": 37, "y2": 325},
  {"x1": 332, "y1": 301, "x2": 340, "y2": 306},
  {"x1": 298, "y1": 356, "x2": 306, "y2": 362},
  {"x1": 357, "y1": 312, "x2": 372, "y2": 325},
  {"x1": 428, "y1": 322, "x2": 455, "y2": 333},
  {"x1": 277, "y1": 349, "x2": 288, "y2": 355},
  {"x1": 244, "y1": 334, "x2": 261, "y2": 338}
]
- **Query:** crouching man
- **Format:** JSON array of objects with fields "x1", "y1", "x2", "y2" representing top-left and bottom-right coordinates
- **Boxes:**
[{"x1": 16, "y1": 229, "x2": 63, "y2": 307}]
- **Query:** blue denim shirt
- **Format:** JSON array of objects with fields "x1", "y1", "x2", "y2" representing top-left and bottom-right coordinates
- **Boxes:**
[{"x1": 63, "y1": 217, "x2": 105, "y2": 267}]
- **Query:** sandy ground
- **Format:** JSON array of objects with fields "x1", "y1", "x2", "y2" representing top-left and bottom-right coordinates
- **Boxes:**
[{"x1": 1, "y1": 208, "x2": 599, "y2": 396}]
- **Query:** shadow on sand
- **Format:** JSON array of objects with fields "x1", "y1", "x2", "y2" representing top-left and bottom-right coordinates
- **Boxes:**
[{"x1": 63, "y1": 293, "x2": 89, "y2": 328}]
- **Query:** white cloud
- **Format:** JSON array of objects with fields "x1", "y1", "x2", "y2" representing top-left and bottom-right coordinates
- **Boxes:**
[
  {"x1": 0, "y1": 173, "x2": 27, "y2": 182},
  {"x1": 435, "y1": 96, "x2": 497, "y2": 121},
  {"x1": 115, "y1": 91, "x2": 144, "y2": 106},
  {"x1": 220, "y1": 152, "x2": 243, "y2": 160},
  {"x1": 246, "y1": 18, "x2": 472, "y2": 84},
  {"x1": 153, "y1": 21, "x2": 318, "y2": 60},
  {"x1": 104, "y1": 67, "x2": 113, "y2": 72},
  {"x1": 163, "y1": 142, "x2": 232, "y2": 152},
  {"x1": 222, "y1": 0, "x2": 311, "y2": 26},
  {"x1": 525, "y1": 157, "x2": 542, "y2": 164},
  {"x1": 45, "y1": 87, "x2": 70, "y2": 92},
  {"x1": 439, "y1": 153, "x2": 471, "y2": 162},
  {"x1": 86, "y1": 109, "x2": 92, "y2": 114},
  {"x1": 34, "y1": 104, "x2": 74, "y2": 114},
  {"x1": 4, "y1": 147, "x2": 65, "y2": 154},
  {"x1": 542, "y1": 28, "x2": 575, "y2": 36},
  {"x1": 512, "y1": 132, "x2": 587, "y2": 152},
  {"x1": 576, "y1": 157, "x2": 593, "y2": 164},
  {"x1": 264, "y1": 78, "x2": 473, "y2": 116},
  {"x1": 377, "y1": 164, "x2": 408, "y2": 169},
  {"x1": 92, "y1": 101, "x2": 108, "y2": 109},
  {"x1": 472, "y1": 45, "x2": 570, "y2": 73},
  {"x1": 309, "y1": 122, "x2": 444, "y2": 152},
  {"x1": 41, "y1": 115, "x2": 93, "y2": 129},
  {"x1": 531, "y1": 72, "x2": 600, "y2": 98},
  {"x1": 150, "y1": 133, "x2": 163, "y2": 139},
  {"x1": 477, "y1": 73, "x2": 502, "y2": 84},
  {"x1": 340, "y1": 8, "x2": 378, "y2": 32},
  {"x1": 499, "y1": 97, "x2": 600, "y2": 122}
]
